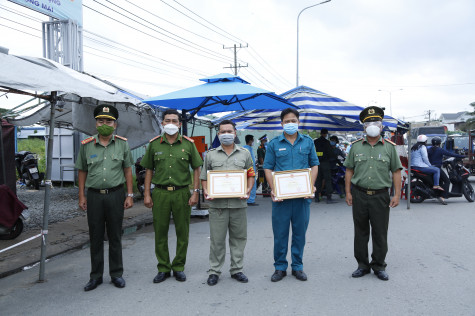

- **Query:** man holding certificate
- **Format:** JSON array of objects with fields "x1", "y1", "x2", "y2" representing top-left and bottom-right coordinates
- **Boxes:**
[
  {"x1": 200, "y1": 120, "x2": 255, "y2": 286},
  {"x1": 263, "y1": 108, "x2": 319, "y2": 282}
]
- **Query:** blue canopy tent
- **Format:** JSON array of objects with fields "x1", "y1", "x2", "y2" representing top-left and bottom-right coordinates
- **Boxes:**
[
  {"x1": 213, "y1": 86, "x2": 407, "y2": 132},
  {"x1": 142, "y1": 73, "x2": 296, "y2": 135}
]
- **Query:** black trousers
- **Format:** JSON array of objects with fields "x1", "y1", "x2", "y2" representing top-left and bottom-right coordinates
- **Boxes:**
[
  {"x1": 87, "y1": 187, "x2": 125, "y2": 279},
  {"x1": 316, "y1": 161, "x2": 333, "y2": 197},
  {"x1": 351, "y1": 187, "x2": 390, "y2": 271},
  {"x1": 438, "y1": 167, "x2": 450, "y2": 198}
]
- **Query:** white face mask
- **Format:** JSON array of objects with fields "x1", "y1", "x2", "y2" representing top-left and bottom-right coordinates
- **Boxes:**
[
  {"x1": 218, "y1": 133, "x2": 235, "y2": 145},
  {"x1": 365, "y1": 125, "x2": 381, "y2": 137},
  {"x1": 163, "y1": 123, "x2": 179, "y2": 135}
]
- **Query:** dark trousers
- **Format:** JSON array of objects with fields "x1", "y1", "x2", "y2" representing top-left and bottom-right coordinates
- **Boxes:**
[
  {"x1": 87, "y1": 187, "x2": 125, "y2": 279},
  {"x1": 351, "y1": 187, "x2": 390, "y2": 271},
  {"x1": 316, "y1": 161, "x2": 333, "y2": 197},
  {"x1": 438, "y1": 167, "x2": 450, "y2": 198}
]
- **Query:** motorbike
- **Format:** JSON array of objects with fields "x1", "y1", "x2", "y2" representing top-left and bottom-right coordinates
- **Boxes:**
[
  {"x1": 0, "y1": 209, "x2": 30, "y2": 240},
  {"x1": 135, "y1": 156, "x2": 154, "y2": 198},
  {"x1": 15, "y1": 151, "x2": 42, "y2": 190},
  {"x1": 410, "y1": 157, "x2": 474, "y2": 203}
]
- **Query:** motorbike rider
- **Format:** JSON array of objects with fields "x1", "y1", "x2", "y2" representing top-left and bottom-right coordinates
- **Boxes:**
[
  {"x1": 428, "y1": 136, "x2": 465, "y2": 199},
  {"x1": 410, "y1": 135, "x2": 445, "y2": 204}
]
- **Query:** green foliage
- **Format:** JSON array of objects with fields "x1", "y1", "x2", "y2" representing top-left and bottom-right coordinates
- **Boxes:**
[{"x1": 17, "y1": 138, "x2": 46, "y2": 173}]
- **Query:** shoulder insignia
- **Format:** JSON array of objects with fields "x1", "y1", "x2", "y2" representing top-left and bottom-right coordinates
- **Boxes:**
[
  {"x1": 208, "y1": 148, "x2": 217, "y2": 151},
  {"x1": 149, "y1": 135, "x2": 161, "y2": 143},
  {"x1": 81, "y1": 136, "x2": 95, "y2": 145},
  {"x1": 385, "y1": 138, "x2": 396, "y2": 146},
  {"x1": 182, "y1": 135, "x2": 195, "y2": 143},
  {"x1": 115, "y1": 135, "x2": 127, "y2": 141},
  {"x1": 351, "y1": 138, "x2": 363, "y2": 145}
]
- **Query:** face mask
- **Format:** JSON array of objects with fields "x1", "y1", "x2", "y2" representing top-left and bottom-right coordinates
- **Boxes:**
[
  {"x1": 283, "y1": 123, "x2": 298, "y2": 135},
  {"x1": 330, "y1": 141, "x2": 336, "y2": 146},
  {"x1": 365, "y1": 125, "x2": 381, "y2": 137},
  {"x1": 163, "y1": 124, "x2": 179, "y2": 135},
  {"x1": 219, "y1": 133, "x2": 235, "y2": 145},
  {"x1": 97, "y1": 124, "x2": 115, "y2": 136}
]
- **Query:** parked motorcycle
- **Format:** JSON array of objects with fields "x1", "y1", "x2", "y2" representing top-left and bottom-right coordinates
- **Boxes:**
[
  {"x1": 0, "y1": 184, "x2": 30, "y2": 240},
  {"x1": 15, "y1": 151, "x2": 42, "y2": 190},
  {"x1": 410, "y1": 157, "x2": 474, "y2": 203},
  {"x1": 0, "y1": 210, "x2": 30, "y2": 240},
  {"x1": 135, "y1": 156, "x2": 154, "y2": 198}
]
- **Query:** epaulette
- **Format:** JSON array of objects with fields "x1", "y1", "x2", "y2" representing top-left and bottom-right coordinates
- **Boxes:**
[
  {"x1": 182, "y1": 135, "x2": 194, "y2": 143},
  {"x1": 81, "y1": 136, "x2": 95, "y2": 145},
  {"x1": 115, "y1": 135, "x2": 127, "y2": 141},
  {"x1": 351, "y1": 138, "x2": 364, "y2": 144},
  {"x1": 384, "y1": 138, "x2": 396, "y2": 146},
  {"x1": 149, "y1": 135, "x2": 161, "y2": 143},
  {"x1": 208, "y1": 148, "x2": 217, "y2": 151}
]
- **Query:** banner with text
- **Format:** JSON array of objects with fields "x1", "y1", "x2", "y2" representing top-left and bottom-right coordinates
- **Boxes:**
[{"x1": 8, "y1": 0, "x2": 83, "y2": 26}]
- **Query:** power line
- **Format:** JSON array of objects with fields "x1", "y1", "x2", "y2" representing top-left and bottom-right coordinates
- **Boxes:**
[{"x1": 0, "y1": 22, "x2": 41, "y2": 39}]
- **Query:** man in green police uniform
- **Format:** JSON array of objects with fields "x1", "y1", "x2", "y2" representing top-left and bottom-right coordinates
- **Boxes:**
[
  {"x1": 76, "y1": 105, "x2": 134, "y2": 291},
  {"x1": 201, "y1": 120, "x2": 255, "y2": 286},
  {"x1": 141, "y1": 109, "x2": 203, "y2": 283},
  {"x1": 344, "y1": 106, "x2": 402, "y2": 281}
]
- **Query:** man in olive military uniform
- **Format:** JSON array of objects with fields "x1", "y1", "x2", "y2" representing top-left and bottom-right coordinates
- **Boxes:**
[
  {"x1": 344, "y1": 106, "x2": 402, "y2": 281},
  {"x1": 76, "y1": 105, "x2": 134, "y2": 291},
  {"x1": 201, "y1": 120, "x2": 255, "y2": 286},
  {"x1": 141, "y1": 109, "x2": 203, "y2": 283}
]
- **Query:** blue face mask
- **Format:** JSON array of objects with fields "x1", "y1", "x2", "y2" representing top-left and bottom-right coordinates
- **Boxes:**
[
  {"x1": 330, "y1": 141, "x2": 336, "y2": 146},
  {"x1": 283, "y1": 123, "x2": 298, "y2": 135}
]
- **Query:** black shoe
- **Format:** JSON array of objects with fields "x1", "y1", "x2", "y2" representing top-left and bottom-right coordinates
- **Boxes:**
[
  {"x1": 271, "y1": 270, "x2": 287, "y2": 282},
  {"x1": 207, "y1": 274, "x2": 219, "y2": 286},
  {"x1": 84, "y1": 277, "x2": 103, "y2": 291},
  {"x1": 173, "y1": 271, "x2": 186, "y2": 282},
  {"x1": 373, "y1": 270, "x2": 389, "y2": 281},
  {"x1": 153, "y1": 272, "x2": 171, "y2": 283},
  {"x1": 291, "y1": 270, "x2": 307, "y2": 281},
  {"x1": 247, "y1": 203, "x2": 259, "y2": 206},
  {"x1": 231, "y1": 272, "x2": 248, "y2": 283},
  {"x1": 351, "y1": 268, "x2": 370, "y2": 278},
  {"x1": 111, "y1": 276, "x2": 126, "y2": 288},
  {"x1": 326, "y1": 196, "x2": 337, "y2": 204}
]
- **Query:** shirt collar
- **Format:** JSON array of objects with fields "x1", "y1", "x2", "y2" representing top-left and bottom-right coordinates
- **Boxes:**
[
  {"x1": 278, "y1": 131, "x2": 303, "y2": 144},
  {"x1": 363, "y1": 136, "x2": 384, "y2": 144},
  {"x1": 94, "y1": 134, "x2": 114, "y2": 146},
  {"x1": 160, "y1": 134, "x2": 182, "y2": 144},
  {"x1": 216, "y1": 144, "x2": 239, "y2": 155}
]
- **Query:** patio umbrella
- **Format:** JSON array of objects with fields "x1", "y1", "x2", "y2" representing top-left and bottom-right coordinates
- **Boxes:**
[{"x1": 142, "y1": 73, "x2": 295, "y2": 135}]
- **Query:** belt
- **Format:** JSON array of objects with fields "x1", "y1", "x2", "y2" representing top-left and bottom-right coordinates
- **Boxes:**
[
  {"x1": 155, "y1": 184, "x2": 188, "y2": 191},
  {"x1": 353, "y1": 185, "x2": 388, "y2": 196},
  {"x1": 88, "y1": 184, "x2": 123, "y2": 194}
]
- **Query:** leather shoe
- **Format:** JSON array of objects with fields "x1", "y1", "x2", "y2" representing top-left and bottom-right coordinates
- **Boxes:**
[
  {"x1": 271, "y1": 270, "x2": 287, "y2": 282},
  {"x1": 153, "y1": 272, "x2": 171, "y2": 283},
  {"x1": 173, "y1": 271, "x2": 186, "y2": 282},
  {"x1": 352, "y1": 268, "x2": 370, "y2": 278},
  {"x1": 291, "y1": 270, "x2": 307, "y2": 281},
  {"x1": 373, "y1": 270, "x2": 389, "y2": 281},
  {"x1": 231, "y1": 272, "x2": 248, "y2": 283},
  {"x1": 84, "y1": 277, "x2": 103, "y2": 291},
  {"x1": 111, "y1": 277, "x2": 126, "y2": 288},
  {"x1": 247, "y1": 203, "x2": 259, "y2": 206},
  {"x1": 207, "y1": 274, "x2": 219, "y2": 286}
]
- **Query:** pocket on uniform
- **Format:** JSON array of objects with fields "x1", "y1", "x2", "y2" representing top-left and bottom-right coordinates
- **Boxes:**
[
  {"x1": 276, "y1": 150, "x2": 289, "y2": 158},
  {"x1": 376, "y1": 155, "x2": 390, "y2": 172},
  {"x1": 211, "y1": 161, "x2": 224, "y2": 168},
  {"x1": 233, "y1": 160, "x2": 245, "y2": 169}
]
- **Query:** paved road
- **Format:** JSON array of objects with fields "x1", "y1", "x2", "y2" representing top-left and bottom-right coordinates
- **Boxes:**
[{"x1": 1, "y1": 184, "x2": 474, "y2": 315}]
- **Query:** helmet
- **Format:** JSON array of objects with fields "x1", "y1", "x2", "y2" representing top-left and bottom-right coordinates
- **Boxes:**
[
  {"x1": 431, "y1": 136, "x2": 442, "y2": 146},
  {"x1": 417, "y1": 135, "x2": 427, "y2": 143}
]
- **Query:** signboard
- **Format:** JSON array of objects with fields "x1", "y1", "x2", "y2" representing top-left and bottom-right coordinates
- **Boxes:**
[{"x1": 8, "y1": 0, "x2": 83, "y2": 26}]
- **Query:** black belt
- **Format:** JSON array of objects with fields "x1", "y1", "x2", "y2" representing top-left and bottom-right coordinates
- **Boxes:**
[
  {"x1": 155, "y1": 185, "x2": 188, "y2": 191},
  {"x1": 88, "y1": 184, "x2": 123, "y2": 194},
  {"x1": 353, "y1": 185, "x2": 388, "y2": 196}
]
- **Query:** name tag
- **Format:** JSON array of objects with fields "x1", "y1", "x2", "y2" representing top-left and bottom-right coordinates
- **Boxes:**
[
  {"x1": 278, "y1": 148, "x2": 286, "y2": 151},
  {"x1": 155, "y1": 152, "x2": 162, "y2": 155},
  {"x1": 90, "y1": 154, "x2": 97, "y2": 158}
]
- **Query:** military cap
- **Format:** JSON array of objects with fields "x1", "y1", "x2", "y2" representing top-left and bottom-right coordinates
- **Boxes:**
[
  {"x1": 94, "y1": 105, "x2": 119, "y2": 120},
  {"x1": 259, "y1": 134, "x2": 267, "y2": 141},
  {"x1": 359, "y1": 106, "x2": 384, "y2": 123}
]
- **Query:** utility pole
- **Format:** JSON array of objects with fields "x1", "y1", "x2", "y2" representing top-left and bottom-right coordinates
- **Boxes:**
[{"x1": 223, "y1": 44, "x2": 248, "y2": 75}]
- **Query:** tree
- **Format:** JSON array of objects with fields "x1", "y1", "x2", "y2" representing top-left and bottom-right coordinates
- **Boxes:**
[{"x1": 464, "y1": 102, "x2": 475, "y2": 131}]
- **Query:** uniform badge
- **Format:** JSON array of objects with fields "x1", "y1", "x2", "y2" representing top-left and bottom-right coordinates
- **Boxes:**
[
  {"x1": 368, "y1": 108, "x2": 375, "y2": 115},
  {"x1": 103, "y1": 107, "x2": 110, "y2": 113}
]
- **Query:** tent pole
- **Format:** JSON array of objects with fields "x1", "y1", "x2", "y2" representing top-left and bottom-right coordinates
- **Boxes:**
[
  {"x1": 0, "y1": 116, "x2": 6, "y2": 185},
  {"x1": 406, "y1": 123, "x2": 412, "y2": 210},
  {"x1": 182, "y1": 110, "x2": 187, "y2": 136},
  {"x1": 39, "y1": 92, "x2": 56, "y2": 282}
]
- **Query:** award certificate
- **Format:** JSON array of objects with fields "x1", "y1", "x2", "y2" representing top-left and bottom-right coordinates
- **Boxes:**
[
  {"x1": 273, "y1": 168, "x2": 312, "y2": 200},
  {"x1": 207, "y1": 170, "x2": 247, "y2": 198}
]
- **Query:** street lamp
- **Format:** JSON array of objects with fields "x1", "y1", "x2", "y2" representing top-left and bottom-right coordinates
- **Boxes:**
[
  {"x1": 296, "y1": 0, "x2": 331, "y2": 87},
  {"x1": 378, "y1": 89, "x2": 403, "y2": 117}
]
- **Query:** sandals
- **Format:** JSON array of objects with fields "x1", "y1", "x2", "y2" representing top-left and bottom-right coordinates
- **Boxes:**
[{"x1": 433, "y1": 186, "x2": 444, "y2": 191}]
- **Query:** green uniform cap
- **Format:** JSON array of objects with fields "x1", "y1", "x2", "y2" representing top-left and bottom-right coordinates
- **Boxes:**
[
  {"x1": 359, "y1": 106, "x2": 384, "y2": 123},
  {"x1": 94, "y1": 104, "x2": 119, "y2": 120}
]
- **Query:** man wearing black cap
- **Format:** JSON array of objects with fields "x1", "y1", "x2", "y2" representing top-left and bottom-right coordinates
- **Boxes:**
[
  {"x1": 75, "y1": 105, "x2": 134, "y2": 291},
  {"x1": 344, "y1": 106, "x2": 402, "y2": 281},
  {"x1": 314, "y1": 128, "x2": 336, "y2": 203}
]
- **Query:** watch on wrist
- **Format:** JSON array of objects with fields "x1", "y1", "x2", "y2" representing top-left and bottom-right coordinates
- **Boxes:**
[
  {"x1": 194, "y1": 189, "x2": 200, "y2": 193},
  {"x1": 127, "y1": 193, "x2": 134, "y2": 198}
]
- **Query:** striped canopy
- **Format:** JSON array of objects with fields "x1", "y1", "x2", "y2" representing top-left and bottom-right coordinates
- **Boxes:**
[{"x1": 213, "y1": 86, "x2": 406, "y2": 132}]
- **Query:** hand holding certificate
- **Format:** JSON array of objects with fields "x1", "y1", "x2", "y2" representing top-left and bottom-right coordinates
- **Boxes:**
[
  {"x1": 272, "y1": 168, "x2": 313, "y2": 200},
  {"x1": 206, "y1": 170, "x2": 248, "y2": 199}
]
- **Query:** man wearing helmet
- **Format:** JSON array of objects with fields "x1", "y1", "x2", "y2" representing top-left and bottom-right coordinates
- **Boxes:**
[{"x1": 428, "y1": 136, "x2": 465, "y2": 198}]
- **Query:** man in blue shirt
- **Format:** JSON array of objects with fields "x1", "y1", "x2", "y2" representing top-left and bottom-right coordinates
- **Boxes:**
[
  {"x1": 264, "y1": 108, "x2": 319, "y2": 282},
  {"x1": 243, "y1": 134, "x2": 258, "y2": 206}
]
